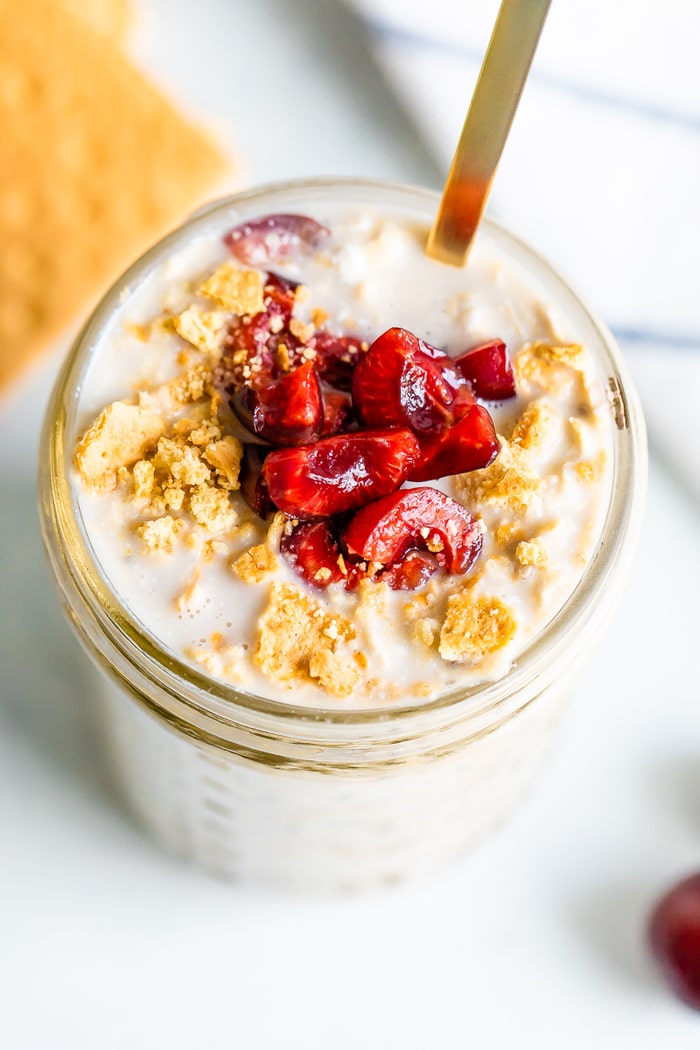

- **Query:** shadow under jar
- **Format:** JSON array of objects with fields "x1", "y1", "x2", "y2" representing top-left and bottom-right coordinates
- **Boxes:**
[{"x1": 38, "y1": 178, "x2": 646, "y2": 890}]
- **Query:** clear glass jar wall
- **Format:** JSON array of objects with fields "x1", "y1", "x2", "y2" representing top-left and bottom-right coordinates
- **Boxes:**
[{"x1": 39, "y1": 179, "x2": 647, "y2": 889}]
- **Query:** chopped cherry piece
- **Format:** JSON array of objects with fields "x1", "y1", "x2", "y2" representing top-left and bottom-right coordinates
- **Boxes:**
[
  {"x1": 321, "y1": 385, "x2": 353, "y2": 436},
  {"x1": 239, "y1": 445, "x2": 275, "y2": 519},
  {"x1": 224, "y1": 214, "x2": 329, "y2": 266},
  {"x1": 262, "y1": 428, "x2": 420, "y2": 519},
  {"x1": 343, "y1": 487, "x2": 483, "y2": 574},
  {"x1": 219, "y1": 271, "x2": 301, "y2": 389},
  {"x1": 280, "y1": 521, "x2": 345, "y2": 588},
  {"x1": 381, "y1": 550, "x2": 438, "y2": 590},
  {"x1": 409, "y1": 404, "x2": 500, "y2": 482},
  {"x1": 455, "y1": 339, "x2": 516, "y2": 400},
  {"x1": 245, "y1": 361, "x2": 323, "y2": 446},
  {"x1": 650, "y1": 873, "x2": 700, "y2": 1010},
  {"x1": 352, "y1": 327, "x2": 474, "y2": 433},
  {"x1": 312, "y1": 331, "x2": 367, "y2": 390}
]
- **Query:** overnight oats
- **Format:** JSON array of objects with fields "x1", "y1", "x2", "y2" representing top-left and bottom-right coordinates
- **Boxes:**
[{"x1": 39, "y1": 179, "x2": 646, "y2": 889}]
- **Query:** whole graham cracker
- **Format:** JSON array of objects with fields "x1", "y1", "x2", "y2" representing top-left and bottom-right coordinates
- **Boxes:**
[
  {"x1": 61, "y1": 0, "x2": 132, "y2": 40},
  {"x1": 0, "y1": 0, "x2": 230, "y2": 391}
]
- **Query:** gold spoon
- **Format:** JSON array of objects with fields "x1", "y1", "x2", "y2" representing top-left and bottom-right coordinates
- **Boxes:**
[{"x1": 426, "y1": 0, "x2": 552, "y2": 266}]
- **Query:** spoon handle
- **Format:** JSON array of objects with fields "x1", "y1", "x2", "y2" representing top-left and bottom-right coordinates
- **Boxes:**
[{"x1": 426, "y1": 0, "x2": 552, "y2": 266}]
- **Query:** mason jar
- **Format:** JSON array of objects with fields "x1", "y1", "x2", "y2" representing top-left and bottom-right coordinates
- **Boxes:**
[{"x1": 38, "y1": 179, "x2": 646, "y2": 890}]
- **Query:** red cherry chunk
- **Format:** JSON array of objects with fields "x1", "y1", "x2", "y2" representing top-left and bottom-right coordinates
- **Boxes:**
[
  {"x1": 455, "y1": 339, "x2": 516, "y2": 400},
  {"x1": 352, "y1": 327, "x2": 474, "y2": 433},
  {"x1": 343, "y1": 487, "x2": 483, "y2": 574},
  {"x1": 262, "y1": 428, "x2": 420, "y2": 519},
  {"x1": 220, "y1": 271, "x2": 300, "y2": 389},
  {"x1": 410, "y1": 404, "x2": 500, "y2": 482},
  {"x1": 312, "y1": 331, "x2": 367, "y2": 391},
  {"x1": 224, "y1": 214, "x2": 329, "y2": 266},
  {"x1": 321, "y1": 385, "x2": 353, "y2": 436},
  {"x1": 246, "y1": 361, "x2": 323, "y2": 446},
  {"x1": 239, "y1": 445, "x2": 274, "y2": 519},
  {"x1": 650, "y1": 873, "x2": 700, "y2": 1010},
  {"x1": 280, "y1": 521, "x2": 346, "y2": 589},
  {"x1": 381, "y1": 550, "x2": 438, "y2": 591}
]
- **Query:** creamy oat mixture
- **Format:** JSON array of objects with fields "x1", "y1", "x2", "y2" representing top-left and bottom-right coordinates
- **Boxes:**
[{"x1": 73, "y1": 207, "x2": 612, "y2": 707}]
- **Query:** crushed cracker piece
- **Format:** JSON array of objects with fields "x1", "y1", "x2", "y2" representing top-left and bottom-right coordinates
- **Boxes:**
[
  {"x1": 276, "y1": 342, "x2": 292, "y2": 372},
  {"x1": 136, "y1": 515, "x2": 184, "y2": 554},
  {"x1": 410, "y1": 618, "x2": 438, "y2": 649},
  {"x1": 175, "y1": 569, "x2": 202, "y2": 614},
  {"x1": 132, "y1": 458, "x2": 156, "y2": 501},
  {"x1": 455, "y1": 440, "x2": 541, "y2": 514},
  {"x1": 575, "y1": 460, "x2": 599, "y2": 484},
  {"x1": 494, "y1": 522, "x2": 523, "y2": 549},
  {"x1": 189, "y1": 484, "x2": 236, "y2": 534},
  {"x1": 515, "y1": 539, "x2": 547, "y2": 568},
  {"x1": 510, "y1": 399, "x2": 561, "y2": 451},
  {"x1": 232, "y1": 542, "x2": 277, "y2": 584},
  {"x1": 153, "y1": 437, "x2": 210, "y2": 487},
  {"x1": 439, "y1": 593, "x2": 517, "y2": 663},
  {"x1": 289, "y1": 317, "x2": 315, "y2": 344},
  {"x1": 203, "y1": 436, "x2": 242, "y2": 489},
  {"x1": 514, "y1": 342, "x2": 587, "y2": 398},
  {"x1": 75, "y1": 401, "x2": 165, "y2": 489},
  {"x1": 173, "y1": 306, "x2": 228, "y2": 355},
  {"x1": 308, "y1": 649, "x2": 361, "y2": 698},
  {"x1": 255, "y1": 583, "x2": 356, "y2": 693},
  {"x1": 198, "y1": 262, "x2": 265, "y2": 315},
  {"x1": 168, "y1": 364, "x2": 210, "y2": 405}
]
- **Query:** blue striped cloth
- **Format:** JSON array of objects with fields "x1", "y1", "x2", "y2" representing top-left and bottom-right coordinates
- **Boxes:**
[{"x1": 349, "y1": 0, "x2": 700, "y2": 499}]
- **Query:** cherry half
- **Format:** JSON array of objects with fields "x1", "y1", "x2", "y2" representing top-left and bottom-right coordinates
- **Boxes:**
[{"x1": 650, "y1": 872, "x2": 700, "y2": 1010}]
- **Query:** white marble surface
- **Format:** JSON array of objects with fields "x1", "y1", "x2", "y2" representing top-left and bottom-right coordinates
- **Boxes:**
[{"x1": 2, "y1": 2, "x2": 700, "y2": 1047}]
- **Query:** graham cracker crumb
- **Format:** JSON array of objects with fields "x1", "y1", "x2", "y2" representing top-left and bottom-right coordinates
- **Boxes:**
[
  {"x1": 203, "y1": 435, "x2": 242, "y2": 490},
  {"x1": 136, "y1": 515, "x2": 184, "y2": 554},
  {"x1": 168, "y1": 364, "x2": 210, "y2": 405},
  {"x1": 276, "y1": 342, "x2": 292, "y2": 372},
  {"x1": 403, "y1": 590, "x2": 439, "y2": 622},
  {"x1": 175, "y1": 569, "x2": 202, "y2": 615},
  {"x1": 514, "y1": 342, "x2": 586, "y2": 397},
  {"x1": 152, "y1": 437, "x2": 211, "y2": 487},
  {"x1": 575, "y1": 459, "x2": 600, "y2": 484},
  {"x1": 410, "y1": 618, "x2": 438, "y2": 649},
  {"x1": 510, "y1": 400, "x2": 561, "y2": 451},
  {"x1": 75, "y1": 401, "x2": 165, "y2": 489},
  {"x1": 455, "y1": 440, "x2": 541, "y2": 514},
  {"x1": 132, "y1": 458, "x2": 156, "y2": 501},
  {"x1": 494, "y1": 522, "x2": 524, "y2": 549},
  {"x1": 188, "y1": 483, "x2": 236, "y2": 534},
  {"x1": 289, "y1": 317, "x2": 315, "y2": 344},
  {"x1": 356, "y1": 577, "x2": 391, "y2": 613},
  {"x1": 173, "y1": 306, "x2": 228, "y2": 356},
  {"x1": 308, "y1": 649, "x2": 361, "y2": 698},
  {"x1": 232, "y1": 542, "x2": 277, "y2": 584},
  {"x1": 174, "y1": 416, "x2": 221, "y2": 447},
  {"x1": 515, "y1": 538, "x2": 547, "y2": 568},
  {"x1": 198, "y1": 262, "x2": 265, "y2": 315},
  {"x1": 311, "y1": 307, "x2": 329, "y2": 328},
  {"x1": 255, "y1": 583, "x2": 356, "y2": 693},
  {"x1": 439, "y1": 593, "x2": 517, "y2": 663}
]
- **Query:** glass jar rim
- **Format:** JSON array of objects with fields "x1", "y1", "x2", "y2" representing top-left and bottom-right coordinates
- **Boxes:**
[{"x1": 43, "y1": 176, "x2": 647, "y2": 735}]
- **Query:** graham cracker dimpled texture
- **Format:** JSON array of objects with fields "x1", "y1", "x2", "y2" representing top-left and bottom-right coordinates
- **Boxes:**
[{"x1": 0, "y1": 0, "x2": 230, "y2": 391}]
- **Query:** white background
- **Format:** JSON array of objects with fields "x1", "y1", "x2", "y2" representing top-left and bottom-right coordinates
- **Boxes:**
[{"x1": 2, "y1": 1, "x2": 700, "y2": 1046}]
